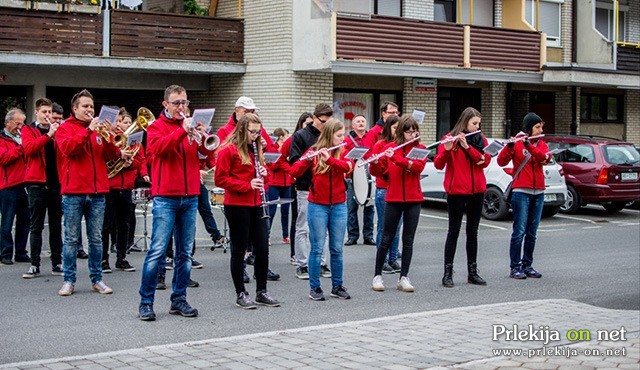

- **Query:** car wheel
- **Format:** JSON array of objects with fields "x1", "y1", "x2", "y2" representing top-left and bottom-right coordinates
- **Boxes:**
[
  {"x1": 482, "y1": 187, "x2": 509, "y2": 221},
  {"x1": 603, "y1": 201, "x2": 626, "y2": 213},
  {"x1": 542, "y1": 205, "x2": 561, "y2": 218},
  {"x1": 560, "y1": 185, "x2": 581, "y2": 214}
]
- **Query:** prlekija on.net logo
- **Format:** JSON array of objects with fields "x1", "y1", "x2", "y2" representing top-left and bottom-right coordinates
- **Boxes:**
[{"x1": 492, "y1": 324, "x2": 628, "y2": 345}]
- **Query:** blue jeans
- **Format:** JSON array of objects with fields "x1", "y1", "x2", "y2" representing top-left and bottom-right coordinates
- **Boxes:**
[
  {"x1": 198, "y1": 183, "x2": 221, "y2": 241},
  {"x1": 307, "y1": 202, "x2": 347, "y2": 290},
  {"x1": 61, "y1": 195, "x2": 105, "y2": 284},
  {"x1": 267, "y1": 185, "x2": 291, "y2": 238},
  {"x1": 374, "y1": 188, "x2": 399, "y2": 263},
  {"x1": 346, "y1": 180, "x2": 374, "y2": 240},
  {"x1": 0, "y1": 185, "x2": 29, "y2": 261},
  {"x1": 509, "y1": 192, "x2": 544, "y2": 269},
  {"x1": 139, "y1": 196, "x2": 197, "y2": 305}
]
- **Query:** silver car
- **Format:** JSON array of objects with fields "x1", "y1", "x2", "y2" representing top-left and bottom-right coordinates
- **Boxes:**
[{"x1": 420, "y1": 139, "x2": 568, "y2": 220}]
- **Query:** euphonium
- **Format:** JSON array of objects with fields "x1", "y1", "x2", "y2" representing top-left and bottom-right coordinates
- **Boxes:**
[{"x1": 107, "y1": 107, "x2": 154, "y2": 178}]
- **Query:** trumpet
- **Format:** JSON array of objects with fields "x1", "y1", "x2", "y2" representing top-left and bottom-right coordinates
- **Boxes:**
[
  {"x1": 299, "y1": 142, "x2": 347, "y2": 161},
  {"x1": 179, "y1": 111, "x2": 220, "y2": 150},
  {"x1": 87, "y1": 112, "x2": 112, "y2": 143},
  {"x1": 359, "y1": 135, "x2": 421, "y2": 167},
  {"x1": 426, "y1": 130, "x2": 482, "y2": 150}
]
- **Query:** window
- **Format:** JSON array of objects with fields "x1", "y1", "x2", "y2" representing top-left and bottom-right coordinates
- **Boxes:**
[
  {"x1": 434, "y1": 0, "x2": 455, "y2": 22},
  {"x1": 548, "y1": 143, "x2": 596, "y2": 163},
  {"x1": 580, "y1": 94, "x2": 623, "y2": 123},
  {"x1": 371, "y1": 0, "x2": 401, "y2": 17},
  {"x1": 595, "y1": 1, "x2": 627, "y2": 42},
  {"x1": 525, "y1": 0, "x2": 563, "y2": 47},
  {"x1": 333, "y1": 91, "x2": 401, "y2": 129},
  {"x1": 603, "y1": 145, "x2": 640, "y2": 165},
  {"x1": 459, "y1": 0, "x2": 494, "y2": 26}
]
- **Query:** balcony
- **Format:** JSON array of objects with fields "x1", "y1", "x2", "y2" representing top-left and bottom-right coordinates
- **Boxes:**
[
  {"x1": 0, "y1": 4, "x2": 244, "y2": 71},
  {"x1": 617, "y1": 45, "x2": 640, "y2": 73},
  {"x1": 335, "y1": 15, "x2": 543, "y2": 74}
]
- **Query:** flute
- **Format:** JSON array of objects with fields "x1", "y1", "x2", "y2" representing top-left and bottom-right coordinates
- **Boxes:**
[
  {"x1": 299, "y1": 142, "x2": 347, "y2": 161},
  {"x1": 358, "y1": 135, "x2": 421, "y2": 167},
  {"x1": 426, "y1": 130, "x2": 482, "y2": 149},
  {"x1": 252, "y1": 141, "x2": 270, "y2": 219}
]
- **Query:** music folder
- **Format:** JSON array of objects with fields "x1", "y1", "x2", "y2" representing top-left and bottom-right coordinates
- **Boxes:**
[
  {"x1": 98, "y1": 106, "x2": 119, "y2": 127},
  {"x1": 190, "y1": 108, "x2": 215, "y2": 130},
  {"x1": 483, "y1": 140, "x2": 505, "y2": 157},
  {"x1": 127, "y1": 131, "x2": 144, "y2": 147},
  {"x1": 345, "y1": 147, "x2": 369, "y2": 161},
  {"x1": 406, "y1": 147, "x2": 428, "y2": 161},
  {"x1": 263, "y1": 152, "x2": 282, "y2": 164}
]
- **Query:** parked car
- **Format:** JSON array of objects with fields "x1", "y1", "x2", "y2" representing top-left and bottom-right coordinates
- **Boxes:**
[
  {"x1": 420, "y1": 139, "x2": 567, "y2": 220},
  {"x1": 544, "y1": 135, "x2": 640, "y2": 213}
]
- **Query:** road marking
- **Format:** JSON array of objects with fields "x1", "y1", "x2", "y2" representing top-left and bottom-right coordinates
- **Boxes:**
[
  {"x1": 419, "y1": 213, "x2": 508, "y2": 231},
  {"x1": 538, "y1": 228, "x2": 565, "y2": 232},
  {"x1": 582, "y1": 226, "x2": 602, "y2": 229},
  {"x1": 553, "y1": 214, "x2": 598, "y2": 224}
]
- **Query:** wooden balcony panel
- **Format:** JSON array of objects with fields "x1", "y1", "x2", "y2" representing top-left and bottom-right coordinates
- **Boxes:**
[
  {"x1": 617, "y1": 46, "x2": 640, "y2": 73},
  {"x1": 337, "y1": 15, "x2": 464, "y2": 67},
  {"x1": 469, "y1": 25, "x2": 541, "y2": 72},
  {"x1": 0, "y1": 7, "x2": 102, "y2": 56},
  {"x1": 110, "y1": 9, "x2": 243, "y2": 63}
]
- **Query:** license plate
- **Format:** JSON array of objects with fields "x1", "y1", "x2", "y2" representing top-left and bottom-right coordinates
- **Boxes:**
[
  {"x1": 621, "y1": 172, "x2": 638, "y2": 181},
  {"x1": 544, "y1": 194, "x2": 557, "y2": 202}
]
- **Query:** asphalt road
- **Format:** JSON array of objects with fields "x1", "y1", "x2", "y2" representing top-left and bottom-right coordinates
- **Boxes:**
[{"x1": 0, "y1": 202, "x2": 638, "y2": 364}]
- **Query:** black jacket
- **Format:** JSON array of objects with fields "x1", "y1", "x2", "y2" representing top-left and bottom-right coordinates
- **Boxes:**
[{"x1": 288, "y1": 123, "x2": 321, "y2": 191}]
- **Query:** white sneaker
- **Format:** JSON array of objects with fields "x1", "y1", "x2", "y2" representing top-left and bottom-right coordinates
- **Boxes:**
[
  {"x1": 91, "y1": 281, "x2": 113, "y2": 294},
  {"x1": 372, "y1": 275, "x2": 385, "y2": 291},
  {"x1": 58, "y1": 282, "x2": 75, "y2": 296},
  {"x1": 397, "y1": 276, "x2": 415, "y2": 292}
]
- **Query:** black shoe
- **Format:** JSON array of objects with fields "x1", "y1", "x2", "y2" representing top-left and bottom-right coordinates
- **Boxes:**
[
  {"x1": 330, "y1": 285, "x2": 351, "y2": 300},
  {"x1": 255, "y1": 269, "x2": 281, "y2": 281},
  {"x1": 236, "y1": 291, "x2": 257, "y2": 309},
  {"x1": 101, "y1": 260, "x2": 112, "y2": 274},
  {"x1": 523, "y1": 267, "x2": 542, "y2": 279},
  {"x1": 468, "y1": 262, "x2": 487, "y2": 285},
  {"x1": 442, "y1": 264, "x2": 454, "y2": 288},
  {"x1": 169, "y1": 300, "x2": 198, "y2": 317},
  {"x1": 245, "y1": 254, "x2": 255, "y2": 266},
  {"x1": 156, "y1": 276, "x2": 167, "y2": 290},
  {"x1": 243, "y1": 268, "x2": 251, "y2": 283},
  {"x1": 77, "y1": 250, "x2": 88, "y2": 259},
  {"x1": 255, "y1": 290, "x2": 281, "y2": 307},
  {"x1": 51, "y1": 264, "x2": 63, "y2": 276},
  {"x1": 14, "y1": 254, "x2": 31, "y2": 263},
  {"x1": 382, "y1": 263, "x2": 395, "y2": 274},
  {"x1": 320, "y1": 265, "x2": 332, "y2": 278},
  {"x1": 363, "y1": 238, "x2": 376, "y2": 246},
  {"x1": 188, "y1": 279, "x2": 200, "y2": 288},
  {"x1": 139, "y1": 304, "x2": 156, "y2": 321},
  {"x1": 344, "y1": 239, "x2": 357, "y2": 246},
  {"x1": 192, "y1": 259, "x2": 203, "y2": 269},
  {"x1": 309, "y1": 287, "x2": 325, "y2": 301},
  {"x1": 389, "y1": 260, "x2": 402, "y2": 273},
  {"x1": 22, "y1": 265, "x2": 40, "y2": 279},
  {"x1": 213, "y1": 236, "x2": 226, "y2": 248},
  {"x1": 115, "y1": 259, "x2": 135, "y2": 272},
  {"x1": 0, "y1": 257, "x2": 13, "y2": 265},
  {"x1": 296, "y1": 266, "x2": 309, "y2": 280}
]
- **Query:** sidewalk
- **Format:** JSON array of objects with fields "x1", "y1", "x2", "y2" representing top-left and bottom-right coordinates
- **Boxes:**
[{"x1": 1, "y1": 299, "x2": 637, "y2": 369}]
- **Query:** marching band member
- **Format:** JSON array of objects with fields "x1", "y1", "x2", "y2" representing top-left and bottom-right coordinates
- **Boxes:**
[
  {"x1": 290, "y1": 119, "x2": 353, "y2": 301},
  {"x1": 138, "y1": 85, "x2": 210, "y2": 320},
  {"x1": 368, "y1": 114, "x2": 401, "y2": 274},
  {"x1": 363, "y1": 102, "x2": 399, "y2": 148},
  {"x1": 267, "y1": 128, "x2": 291, "y2": 244},
  {"x1": 434, "y1": 107, "x2": 490, "y2": 287},
  {"x1": 21, "y1": 99, "x2": 63, "y2": 278},
  {"x1": 372, "y1": 115, "x2": 427, "y2": 293},
  {"x1": 498, "y1": 112, "x2": 550, "y2": 280},
  {"x1": 215, "y1": 113, "x2": 281, "y2": 309},
  {"x1": 55, "y1": 90, "x2": 129, "y2": 296},
  {"x1": 0, "y1": 108, "x2": 29, "y2": 266}
]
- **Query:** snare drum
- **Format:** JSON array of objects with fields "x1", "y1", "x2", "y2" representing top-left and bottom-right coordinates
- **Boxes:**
[
  {"x1": 210, "y1": 187, "x2": 225, "y2": 206},
  {"x1": 352, "y1": 159, "x2": 375, "y2": 206},
  {"x1": 131, "y1": 187, "x2": 151, "y2": 204}
]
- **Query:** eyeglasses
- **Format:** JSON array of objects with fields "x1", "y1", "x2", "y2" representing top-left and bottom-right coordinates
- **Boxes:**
[
  {"x1": 404, "y1": 130, "x2": 418, "y2": 134},
  {"x1": 168, "y1": 100, "x2": 190, "y2": 107},
  {"x1": 248, "y1": 129, "x2": 261, "y2": 135},
  {"x1": 386, "y1": 111, "x2": 399, "y2": 115}
]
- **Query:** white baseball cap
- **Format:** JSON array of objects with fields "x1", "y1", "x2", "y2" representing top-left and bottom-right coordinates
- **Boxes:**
[{"x1": 235, "y1": 96, "x2": 259, "y2": 110}]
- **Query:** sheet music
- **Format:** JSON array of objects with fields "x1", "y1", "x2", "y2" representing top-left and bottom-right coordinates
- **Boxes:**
[
  {"x1": 98, "y1": 106, "x2": 120, "y2": 127},
  {"x1": 345, "y1": 147, "x2": 369, "y2": 161},
  {"x1": 190, "y1": 108, "x2": 215, "y2": 130},
  {"x1": 126, "y1": 131, "x2": 144, "y2": 147},
  {"x1": 263, "y1": 152, "x2": 282, "y2": 164},
  {"x1": 406, "y1": 147, "x2": 428, "y2": 161},
  {"x1": 412, "y1": 110, "x2": 426, "y2": 125},
  {"x1": 483, "y1": 140, "x2": 505, "y2": 157}
]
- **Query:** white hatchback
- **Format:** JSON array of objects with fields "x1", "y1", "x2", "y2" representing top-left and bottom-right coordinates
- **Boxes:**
[{"x1": 420, "y1": 139, "x2": 568, "y2": 220}]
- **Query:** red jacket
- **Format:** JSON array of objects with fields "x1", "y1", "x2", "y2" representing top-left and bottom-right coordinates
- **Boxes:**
[
  {"x1": 362, "y1": 123, "x2": 383, "y2": 149},
  {"x1": 368, "y1": 139, "x2": 391, "y2": 189},
  {"x1": 290, "y1": 149, "x2": 354, "y2": 205},
  {"x1": 108, "y1": 144, "x2": 148, "y2": 190},
  {"x1": 269, "y1": 136, "x2": 292, "y2": 187},
  {"x1": 379, "y1": 141, "x2": 427, "y2": 203},
  {"x1": 217, "y1": 113, "x2": 277, "y2": 152},
  {"x1": 434, "y1": 136, "x2": 491, "y2": 195},
  {"x1": 0, "y1": 134, "x2": 26, "y2": 190},
  {"x1": 146, "y1": 112, "x2": 211, "y2": 197},
  {"x1": 497, "y1": 139, "x2": 550, "y2": 191},
  {"x1": 21, "y1": 123, "x2": 52, "y2": 184},
  {"x1": 215, "y1": 142, "x2": 268, "y2": 207},
  {"x1": 55, "y1": 116, "x2": 121, "y2": 195}
]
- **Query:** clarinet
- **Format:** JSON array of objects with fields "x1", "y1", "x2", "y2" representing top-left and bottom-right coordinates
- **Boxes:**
[{"x1": 252, "y1": 141, "x2": 270, "y2": 219}]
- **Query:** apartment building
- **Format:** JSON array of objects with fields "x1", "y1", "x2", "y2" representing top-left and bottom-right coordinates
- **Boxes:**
[{"x1": 1, "y1": 0, "x2": 638, "y2": 144}]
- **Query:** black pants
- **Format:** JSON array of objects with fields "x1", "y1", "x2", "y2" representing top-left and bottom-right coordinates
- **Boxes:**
[
  {"x1": 27, "y1": 185, "x2": 62, "y2": 267},
  {"x1": 102, "y1": 189, "x2": 132, "y2": 262},
  {"x1": 225, "y1": 205, "x2": 269, "y2": 294},
  {"x1": 375, "y1": 202, "x2": 421, "y2": 277},
  {"x1": 289, "y1": 186, "x2": 297, "y2": 258},
  {"x1": 444, "y1": 193, "x2": 483, "y2": 265}
]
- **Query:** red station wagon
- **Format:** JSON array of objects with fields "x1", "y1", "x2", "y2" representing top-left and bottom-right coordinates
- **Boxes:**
[{"x1": 545, "y1": 135, "x2": 640, "y2": 213}]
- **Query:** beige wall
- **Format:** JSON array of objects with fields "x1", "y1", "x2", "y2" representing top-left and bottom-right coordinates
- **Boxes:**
[
  {"x1": 403, "y1": 78, "x2": 437, "y2": 143},
  {"x1": 501, "y1": 0, "x2": 534, "y2": 31}
]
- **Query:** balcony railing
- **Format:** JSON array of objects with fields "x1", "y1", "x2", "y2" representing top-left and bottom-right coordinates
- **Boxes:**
[
  {"x1": 0, "y1": 6, "x2": 243, "y2": 63},
  {"x1": 336, "y1": 15, "x2": 542, "y2": 72},
  {"x1": 617, "y1": 45, "x2": 640, "y2": 73}
]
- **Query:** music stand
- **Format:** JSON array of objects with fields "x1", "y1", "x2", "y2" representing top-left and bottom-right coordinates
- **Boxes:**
[{"x1": 130, "y1": 199, "x2": 151, "y2": 253}]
